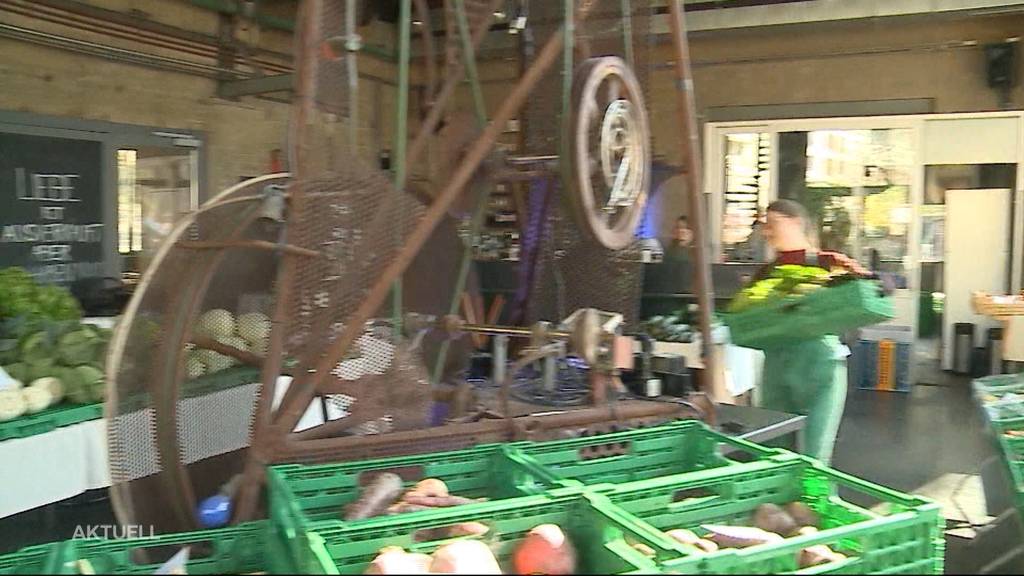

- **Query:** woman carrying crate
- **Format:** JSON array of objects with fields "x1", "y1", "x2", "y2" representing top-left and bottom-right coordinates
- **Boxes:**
[{"x1": 756, "y1": 200, "x2": 872, "y2": 465}]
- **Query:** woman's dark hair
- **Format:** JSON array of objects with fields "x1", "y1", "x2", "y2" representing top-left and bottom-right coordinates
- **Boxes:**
[{"x1": 766, "y1": 199, "x2": 809, "y2": 223}]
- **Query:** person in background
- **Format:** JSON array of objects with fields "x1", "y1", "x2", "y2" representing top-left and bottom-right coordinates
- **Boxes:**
[
  {"x1": 661, "y1": 215, "x2": 693, "y2": 279},
  {"x1": 755, "y1": 199, "x2": 870, "y2": 465},
  {"x1": 671, "y1": 215, "x2": 694, "y2": 250}
]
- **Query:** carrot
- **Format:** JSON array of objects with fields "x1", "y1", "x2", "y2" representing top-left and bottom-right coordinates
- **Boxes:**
[{"x1": 344, "y1": 473, "x2": 404, "y2": 520}]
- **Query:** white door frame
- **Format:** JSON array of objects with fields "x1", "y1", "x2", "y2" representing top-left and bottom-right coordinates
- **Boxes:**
[{"x1": 705, "y1": 110, "x2": 1024, "y2": 381}]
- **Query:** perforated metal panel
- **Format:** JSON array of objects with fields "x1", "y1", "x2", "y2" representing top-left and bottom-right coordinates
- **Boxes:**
[
  {"x1": 524, "y1": 0, "x2": 654, "y2": 330},
  {"x1": 107, "y1": 175, "x2": 288, "y2": 535}
]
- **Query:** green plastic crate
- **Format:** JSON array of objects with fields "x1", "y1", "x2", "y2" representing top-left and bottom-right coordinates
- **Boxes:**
[
  {"x1": 0, "y1": 543, "x2": 64, "y2": 575},
  {"x1": 973, "y1": 373, "x2": 1024, "y2": 401},
  {"x1": 295, "y1": 492, "x2": 672, "y2": 575},
  {"x1": 56, "y1": 521, "x2": 267, "y2": 575},
  {"x1": 601, "y1": 458, "x2": 943, "y2": 574},
  {"x1": 515, "y1": 420, "x2": 782, "y2": 487},
  {"x1": 724, "y1": 279, "x2": 894, "y2": 350},
  {"x1": 0, "y1": 401, "x2": 102, "y2": 441},
  {"x1": 268, "y1": 443, "x2": 556, "y2": 561}
]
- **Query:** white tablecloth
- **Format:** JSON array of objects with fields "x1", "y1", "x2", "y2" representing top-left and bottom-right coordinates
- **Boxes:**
[
  {"x1": 0, "y1": 418, "x2": 110, "y2": 519},
  {"x1": 0, "y1": 374, "x2": 326, "y2": 520}
]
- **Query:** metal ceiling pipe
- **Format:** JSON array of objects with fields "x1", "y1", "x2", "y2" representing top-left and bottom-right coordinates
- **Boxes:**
[{"x1": 1, "y1": 0, "x2": 292, "y2": 73}]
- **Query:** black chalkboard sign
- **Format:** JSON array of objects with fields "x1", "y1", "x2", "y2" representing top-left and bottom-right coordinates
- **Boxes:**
[{"x1": 0, "y1": 132, "x2": 105, "y2": 285}]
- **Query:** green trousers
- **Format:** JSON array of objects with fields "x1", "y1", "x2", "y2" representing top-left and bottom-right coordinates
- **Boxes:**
[{"x1": 760, "y1": 336, "x2": 848, "y2": 465}]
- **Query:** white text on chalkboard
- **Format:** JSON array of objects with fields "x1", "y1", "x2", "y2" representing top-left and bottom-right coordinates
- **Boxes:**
[
  {"x1": 1, "y1": 223, "x2": 104, "y2": 243},
  {"x1": 14, "y1": 169, "x2": 81, "y2": 202}
]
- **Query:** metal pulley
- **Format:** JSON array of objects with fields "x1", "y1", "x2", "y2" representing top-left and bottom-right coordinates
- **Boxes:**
[{"x1": 565, "y1": 56, "x2": 651, "y2": 250}]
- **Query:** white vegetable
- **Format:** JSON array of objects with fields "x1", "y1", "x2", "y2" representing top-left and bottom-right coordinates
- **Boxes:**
[
  {"x1": 430, "y1": 540, "x2": 502, "y2": 574},
  {"x1": 5, "y1": 379, "x2": 24, "y2": 391},
  {"x1": 217, "y1": 335, "x2": 250, "y2": 352},
  {"x1": 237, "y1": 313, "x2": 271, "y2": 346},
  {"x1": 186, "y1": 354, "x2": 207, "y2": 379},
  {"x1": 0, "y1": 390, "x2": 27, "y2": 421},
  {"x1": 196, "y1": 350, "x2": 233, "y2": 373},
  {"x1": 250, "y1": 335, "x2": 269, "y2": 357},
  {"x1": 30, "y1": 377, "x2": 63, "y2": 404},
  {"x1": 21, "y1": 386, "x2": 52, "y2": 413},
  {"x1": 196, "y1": 309, "x2": 236, "y2": 339}
]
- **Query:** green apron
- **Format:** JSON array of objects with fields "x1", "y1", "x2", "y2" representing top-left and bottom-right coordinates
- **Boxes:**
[{"x1": 760, "y1": 335, "x2": 848, "y2": 465}]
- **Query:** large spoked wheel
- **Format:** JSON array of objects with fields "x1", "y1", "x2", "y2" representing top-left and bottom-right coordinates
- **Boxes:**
[{"x1": 566, "y1": 56, "x2": 652, "y2": 250}]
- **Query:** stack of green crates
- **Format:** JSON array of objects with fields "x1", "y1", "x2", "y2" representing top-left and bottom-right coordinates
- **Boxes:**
[
  {"x1": 973, "y1": 373, "x2": 1024, "y2": 516},
  {"x1": 270, "y1": 421, "x2": 942, "y2": 575},
  {"x1": 0, "y1": 420, "x2": 944, "y2": 575}
]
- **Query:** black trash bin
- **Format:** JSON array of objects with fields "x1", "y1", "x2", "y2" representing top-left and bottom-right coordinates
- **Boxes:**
[
  {"x1": 954, "y1": 323, "x2": 975, "y2": 375},
  {"x1": 989, "y1": 327, "x2": 1005, "y2": 376}
]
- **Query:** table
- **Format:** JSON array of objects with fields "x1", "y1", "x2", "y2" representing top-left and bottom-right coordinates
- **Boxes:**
[
  {"x1": 714, "y1": 403, "x2": 806, "y2": 454},
  {"x1": 0, "y1": 418, "x2": 109, "y2": 519},
  {"x1": 0, "y1": 373, "x2": 322, "y2": 520}
]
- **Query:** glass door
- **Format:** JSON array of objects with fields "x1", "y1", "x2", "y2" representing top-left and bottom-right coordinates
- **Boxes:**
[
  {"x1": 774, "y1": 128, "x2": 916, "y2": 327},
  {"x1": 117, "y1": 146, "x2": 199, "y2": 277}
]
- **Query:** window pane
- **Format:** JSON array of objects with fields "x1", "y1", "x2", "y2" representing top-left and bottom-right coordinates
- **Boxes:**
[{"x1": 722, "y1": 132, "x2": 771, "y2": 262}]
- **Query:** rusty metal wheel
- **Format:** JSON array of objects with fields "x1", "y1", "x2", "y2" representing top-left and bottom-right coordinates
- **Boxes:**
[{"x1": 565, "y1": 56, "x2": 651, "y2": 251}]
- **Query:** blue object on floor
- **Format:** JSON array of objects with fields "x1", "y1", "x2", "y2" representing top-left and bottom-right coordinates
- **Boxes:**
[{"x1": 196, "y1": 494, "x2": 232, "y2": 528}]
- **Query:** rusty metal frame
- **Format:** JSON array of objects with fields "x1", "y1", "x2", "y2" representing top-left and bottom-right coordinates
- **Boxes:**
[
  {"x1": 268, "y1": 10, "x2": 576, "y2": 441},
  {"x1": 118, "y1": 0, "x2": 718, "y2": 529},
  {"x1": 233, "y1": 0, "x2": 321, "y2": 522},
  {"x1": 666, "y1": 0, "x2": 717, "y2": 384}
]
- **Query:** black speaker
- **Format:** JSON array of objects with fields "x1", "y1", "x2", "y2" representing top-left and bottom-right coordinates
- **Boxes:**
[{"x1": 985, "y1": 42, "x2": 1018, "y2": 89}]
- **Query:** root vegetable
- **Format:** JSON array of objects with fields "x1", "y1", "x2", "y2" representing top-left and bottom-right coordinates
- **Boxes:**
[
  {"x1": 21, "y1": 386, "x2": 52, "y2": 413},
  {"x1": 237, "y1": 313, "x2": 271, "y2": 346},
  {"x1": 364, "y1": 547, "x2": 431, "y2": 575},
  {"x1": 197, "y1": 309, "x2": 236, "y2": 340},
  {"x1": 400, "y1": 494, "x2": 479, "y2": 508},
  {"x1": 666, "y1": 529, "x2": 701, "y2": 547},
  {"x1": 446, "y1": 522, "x2": 490, "y2": 538},
  {"x1": 631, "y1": 543, "x2": 656, "y2": 557},
  {"x1": 385, "y1": 502, "x2": 434, "y2": 515},
  {"x1": 799, "y1": 545, "x2": 846, "y2": 568},
  {"x1": 513, "y1": 524, "x2": 577, "y2": 575},
  {"x1": 0, "y1": 389, "x2": 27, "y2": 421},
  {"x1": 797, "y1": 526, "x2": 818, "y2": 537},
  {"x1": 701, "y1": 525, "x2": 784, "y2": 548},
  {"x1": 30, "y1": 377, "x2": 63, "y2": 404},
  {"x1": 753, "y1": 504, "x2": 798, "y2": 536},
  {"x1": 344, "y1": 473, "x2": 404, "y2": 520},
  {"x1": 695, "y1": 539, "x2": 719, "y2": 553},
  {"x1": 431, "y1": 540, "x2": 502, "y2": 574},
  {"x1": 784, "y1": 502, "x2": 819, "y2": 529},
  {"x1": 413, "y1": 478, "x2": 449, "y2": 497}
]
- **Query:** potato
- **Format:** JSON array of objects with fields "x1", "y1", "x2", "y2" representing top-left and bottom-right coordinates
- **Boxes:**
[
  {"x1": 414, "y1": 478, "x2": 449, "y2": 497},
  {"x1": 799, "y1": 545, "x2": 845, "y2": 568},
  {"x1": 432, "y1": 540, "x2": 502, "y2": 574},
  {"x1": 752, "y1": 503, "x2": 798, "y2": 536},
  {"x1": 784, "y1": 502, "x2": 819, "y2": 529}
]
